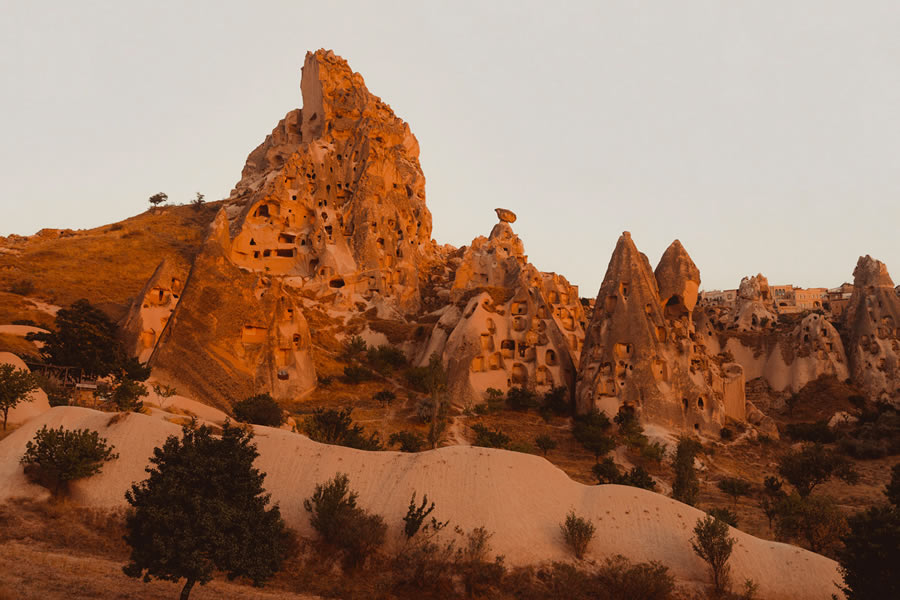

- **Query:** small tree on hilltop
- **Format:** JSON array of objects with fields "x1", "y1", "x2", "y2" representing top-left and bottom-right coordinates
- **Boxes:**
[
  {"x1": 233, "y1": 393, "x2": 285, "y2": 427},
  {"x1": 672, "y1": 435, "x2": 702, "y2": 506},
  {"x1": 691, "y1": 514, "x2": 735, "y2": 595},
  {"x1": 0, "y1": 363, "x2": 37, "y2": 430},
  {"x1": 21, "y1": 426, "x2": 118, "y2": 497},
  {"x1": 191, "y1": 192, "x2": 205, "y2": 209},
  {"x1": 123, "y1": 421, "x2": 290, "y2": 600},
  {"x1": 777, "y1": 443, "x2": 859, "y2": 498},
  {"x1": 148, "y1": 192, "x2": 168, "y2": 209}
]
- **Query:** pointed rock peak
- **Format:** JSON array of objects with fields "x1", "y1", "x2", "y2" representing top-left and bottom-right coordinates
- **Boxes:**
[
  {"x1": 655, "y1": 239, "x2": 700, "y2": 316},
  {"x1": 852, "y1": 255, "x2": 895, "y2": 288},
  {"x1": 597, "y1": 231, "x2": 659, "y2": 304}
]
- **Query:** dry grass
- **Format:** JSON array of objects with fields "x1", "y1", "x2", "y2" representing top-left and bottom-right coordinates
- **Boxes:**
[
  {"x1": 0, "y1": 332, "x2": 39, "y2": 358},
  {"x1": 0, "y1": 203, "x2": 217, "y2": 320},
  {"x1": 0, "y1": 499, "x2": 319, "y2": 600}
]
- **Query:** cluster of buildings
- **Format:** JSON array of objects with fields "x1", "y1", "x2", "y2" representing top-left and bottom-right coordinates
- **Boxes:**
[{"x1": 700, "y1": 282, "x2": 858, "y2": 316}]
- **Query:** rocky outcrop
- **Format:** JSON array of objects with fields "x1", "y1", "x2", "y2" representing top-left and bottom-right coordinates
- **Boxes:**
[
  {"x1": 120, "y1": 260, "x2": 186, "y2": 363},
  {"x1": 149, "y1": 49, "x2": 435, "y2": 404},
  {"x1": 420, "y1": 211, "x2": 584, "y2": 408},
  {"x1": 226, "y1": 49, "x2": 435, "y2": 313},
  {"x1": 844, "y1": 255, "x2": 900, "y2": 403},
  {"x1": 150, "y1": 211, "x2": 315, "y2": 407},
  {"x1": 576, "y1": 234, "x2": 744, "y2": 433},
  {"x1": 729, "y1": 274, "x2": 777, "y2": 332}
]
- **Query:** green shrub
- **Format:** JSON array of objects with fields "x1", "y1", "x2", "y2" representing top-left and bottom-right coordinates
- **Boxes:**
[
  {"x1": 778, "y1": 443, "x2": 858, "y2": 497},
  {"x1": 573, "y1": 410, "x2": 615, "y2": 461},
  {"x1": 365, "y1": 345, "x2": 407, "y2": 374},
  {"x1": 691, "y1": 514, "x2": 735, "y2": 594},
  {"x1": 340, "y1": 335, "x2": 367, "y2": 362},
  {"x1": 303, "y1": 473, "x2": 386, "y2": 567},
  {"x1": 672, "y1": 436, "x2": 702, "y2": 506},
  {"x1": 717, "y1": 477, "x2": 752, "y2": 505},
  {"x1": 785, "y1": 420, "x2": 836, "y2": 443},
  {"x1": 8, "y1": 279, "x2": 35, "y2": 296},
  {"x1": 471, "y1": 423, "x2": 511, "y2": 449},
  {"x1": 304, "y1": 408, "x2": 382, "y2": 450},
  {"x1": 343, "y1": 365, "x2": 375, "y2": 384},
  {"x1": 0, "y1": 363, "x2": 38, "y2": 430},
  {"x1": 507, "y1": 386, "x2": 539, "y2": 411},
  {"x1": 535, "y1": 434, "x2": 558, "y2": 456},
  {"x1": 773, "y1": 493, "x2": 848, "y2": 555},
  {"x1": 374, "y1": 389, "x2": 396, "y2": 407},
  {"x1": 388, "y1": 430, "x2": 426, "y2": 453},
  {"x1": 560, "y1": 510, "x2": 595, "y2": 559},
  {"x1": 484, "y1": 387, "x2": 505, "y2": 412},
  {"x1": 232, "y1": 393, "x2": 285, "y2": 427},
  {"x1": 707, "y1": 507, "x2": 739, "y2": 528},
  {"x1": 541, "y1": 386, "x2": 570, "y2": 415},
  {"x1": 33, "y1": 373, "x2": 72, "y2": 407},
  {"x1": 21, "y1": 426, "x2": 118, "y2": 496}
]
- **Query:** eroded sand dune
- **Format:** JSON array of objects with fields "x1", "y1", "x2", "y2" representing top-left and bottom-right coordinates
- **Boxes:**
[{"x1": 0, "y1": 407, "x2": 843, "y2": 599}]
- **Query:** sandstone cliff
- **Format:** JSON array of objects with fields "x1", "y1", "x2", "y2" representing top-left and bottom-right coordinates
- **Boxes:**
[
  {"x1": 420, "y1": 209, "x2": 585, "y2": 409},
  {"x1": 147, "y1": 49, "x2": 434, "y2": 404},
  {"x1": 576, "y1": 234, "x2": 745, "y2": 434},
  {"x1": 844, "y1": 255, "x2": 900, "y2": 403}
]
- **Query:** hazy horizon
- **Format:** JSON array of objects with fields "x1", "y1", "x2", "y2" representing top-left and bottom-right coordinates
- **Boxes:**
[{"x1": 1, "y1": 1, "x2": 898, "y2": 295}]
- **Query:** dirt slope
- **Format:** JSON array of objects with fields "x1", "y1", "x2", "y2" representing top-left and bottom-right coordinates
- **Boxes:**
[{"x1": 0, "y1": 407, "x2": 843, "y2": 600}]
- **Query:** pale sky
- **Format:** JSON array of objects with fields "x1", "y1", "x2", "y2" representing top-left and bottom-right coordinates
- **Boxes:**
[{"x1": 1, "y1": 1, "x2": 898, "y2": 295}]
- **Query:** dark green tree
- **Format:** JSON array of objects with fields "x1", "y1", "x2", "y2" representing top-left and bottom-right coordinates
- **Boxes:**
[
  {"x1": 148, "y1": 192, "x2": 168, "y2": 208},
  {"x1": 28, "y1": 299, "x2": 149, "y2": 378},
  {"x1": 534, "y1": 434, "x2": 558, "y2": 456},
  {"x1": 374, "y1": 389, "x2": 397, "y2": 407},
  {"x1": 232, "y1": 393, "x2": 285, "y2": 427},
  {"x1": 303, "y1": 407, "x2": 382, "y2": 450},
  {"x1": 777, "y1": 443, "x2": 859, "y2": 497},
  {"x1": 303, "y1": 472, "x2": 386, "y2": 567},
  {"x1": 95, "y1": 376, "x2": 148, "y2": 412},
  {"x1": 123, "y1": 422, "x2": 290, "y2": 600},
  {"x1": 0, "y1": 363, "x2": 37, "y2": 430},
  {"x1": 388, "y1": 430, "x2": 426, "y2": 452},
  {"x1": 20, "y1": 425, "x2": 118, "y2": 496},
  {"x1": 838, "y1": 464, "x2": 900, "y2": 600},
  {"x1": 471, "y1": 423, "x2": 511, "y2": 449},
  {"x1": 573, "y1": 410, "x2": 615, "y2": 462},
  {"x1": 672, "y1": 436, "x2": 702, "y2": 506},
  {"x1": 717, "y1": 477, "x2": 752, "y2": 505},
  {"x1": 691, "y1": 514, "x2": 735, "y2": 594}
]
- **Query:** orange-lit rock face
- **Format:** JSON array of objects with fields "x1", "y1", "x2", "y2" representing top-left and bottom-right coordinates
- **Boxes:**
[
  {"x1": 577, "y1": 234, "x2": 742, "y2": 433},
  {"x1": 121, "y1": 260, "x2": 185, "y2": 363},
  {"x1": 227, "y1": 50, "x2": 433, "y2": 312},
  {"x1": 150, "y1": 49, "x2": 435, "y2": 404},
  {"x1": 423, "y1": 214, "x2": 585, "y2": 409},
  {"x1": 844, "y1": 255, "x2": 900, "y2": 402}
]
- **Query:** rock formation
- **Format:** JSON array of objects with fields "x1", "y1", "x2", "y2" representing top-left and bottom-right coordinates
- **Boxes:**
[
  {"x1": 146, "y1": 49, "x2": 434, "y2": 405},
  {"x1": 420, "y1": 211, "x2": 585, "y2": 408},
  {"x1": 226, "y1": 49, "x2": 435, "y2": 313},
  {"x1": 844, "y1": 255, "x2": 900, "y2": 403},
  {"x1": 120, "y1": 260, "x2": 186, "y2": 363},
  {"x1": 731, "y1": 274, "x2": 778, "y2": 331},
  {"x1": 577, "y1": 234, "x2": 745, "y2": 433}
]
